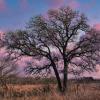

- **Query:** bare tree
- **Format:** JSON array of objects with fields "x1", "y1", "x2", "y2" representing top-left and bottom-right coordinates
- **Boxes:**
[
  {"x1": 2, "y1": 7, "x2": 100, "y2": 93},
  {"x1": 0, "y1": 49, "x2": 18, "y2": 90}
]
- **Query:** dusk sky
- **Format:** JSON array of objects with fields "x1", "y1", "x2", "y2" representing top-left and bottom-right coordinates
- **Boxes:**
[
  {"x1": 0, "y1": 0, "x2": 100, "y2": 78},
  {"x1": 0, "y1": 0, "x2": 100, "y2": 32}
]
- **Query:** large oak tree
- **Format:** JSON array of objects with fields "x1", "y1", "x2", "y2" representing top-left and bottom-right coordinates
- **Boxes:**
[{"x1": 2, "y1": 7, "x2": 100, "y2": 92}]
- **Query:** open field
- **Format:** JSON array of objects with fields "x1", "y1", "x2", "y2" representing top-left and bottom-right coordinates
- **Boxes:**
[{"x1": 0, "y1": 82, "x2": 100, "y2": 100}]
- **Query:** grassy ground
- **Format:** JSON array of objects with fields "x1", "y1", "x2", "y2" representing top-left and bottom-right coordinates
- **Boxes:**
[{"x1": 0, "y1": 82, "x2": 100, "y2": 100}]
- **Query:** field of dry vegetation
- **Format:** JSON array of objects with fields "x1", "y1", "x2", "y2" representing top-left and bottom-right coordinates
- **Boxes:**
[{"x1": 0, "y1": 81, "x2": 100, "y2": 100}]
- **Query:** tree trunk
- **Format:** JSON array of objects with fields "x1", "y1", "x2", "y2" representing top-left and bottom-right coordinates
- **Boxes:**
[
  {"x1": 63, "y1": 66, "x2": 68, "y2": 92},
  {"x1": 62, "y1": 58, "x2": 68, "y2": 93},
  {"x1": 52, "y1": 64, "x2": 62, "y2": 92},
  {"x1": 49, "y1": 56, "x2": 63, "y2": 92}
]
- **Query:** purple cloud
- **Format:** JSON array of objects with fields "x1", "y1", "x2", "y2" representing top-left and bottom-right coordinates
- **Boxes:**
[
  {"x1": 67, "y1": 0, "x2": 80, "y2": 9},
  {"x1": 20, "y1": 0, "x2": 28, "y2": 9},
  {"x1": 0, "y1": 0, "x2": 6, "y2": 11},
  {"x1": 94, "y1": 23, "x2": 100, "y2": 31},
  {"x1": 45, "y1": 0, "x2": 64, "y2": 9}
]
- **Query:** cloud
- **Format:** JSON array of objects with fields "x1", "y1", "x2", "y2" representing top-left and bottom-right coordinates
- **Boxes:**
[
  {"x1": 20, "y1": 0, "x2": 28, "y2": 9},
  {"x1": 67, "y1": 0, "x2": 80, "y2": 9},
  {"x1": 18, "y1": 56, "x2": 32, "y2": 67},
  {"x1": 0, "y1": 30, "x2": 4, "y2": 39},
  {"x1": 45, "y1": 0, "x2": 64, "y2": 9},
  {"x1": 88, "y1": 65, "x2": 100, "y2": 79},
  {"x1": 46, "y1": 0, "x2": 80, "y2": 9},
  {"x1": 43, "y1": 0, "x2": 80, "y2": 10},
  {"x1": 67, "y1": 0, "x2": 96, "y2": 10},
  {"x1": 94, "y1": 23, "x2": 100, "y2": 31},
  {"x1": 0, "y1": 0, "x2": 6, "y2": 11}
]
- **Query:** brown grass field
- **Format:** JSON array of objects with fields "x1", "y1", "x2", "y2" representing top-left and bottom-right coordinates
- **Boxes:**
[{"x1": 0, "y1": 82, "x2": 100, "y2": 100}]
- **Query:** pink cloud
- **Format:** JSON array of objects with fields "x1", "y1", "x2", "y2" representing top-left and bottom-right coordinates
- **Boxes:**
[
  {"x1": 0, "y1": 48, "x2": 6, "y2": 55},
  {"x1": 67, "y1": 0, "x2": 96, "y2": 10},
  {"x1": 18, "y1": 56, "x2": 32, "y2": 67},
  {"x1": 20, "y1": 0, "x2": 28, "y2": 9},
  {"x1": 0, "y1": 30, "x2": 4, "y2": 35},
  {"x1": 46, "y1": 0, "x2": 95, "y2": 10},
  {"x1": 0, "y1": 0, "x2": 6, "y2": 11},
  {"x1": 44, "y1": 0, "x2": 80, "y2": 11},
  {"x1": 85, "y1": 65, "x2": 100, "y2": 79},
  {"x1": 45, "y1": 0, "x2": 64, "y2": 9},
  {"x1": 0, "y1": 30, "x2": 4, "y2": 40},
  {"x1": 67, "y1": 0, "x2": 80, "y2": 9},
  {"x1": 51, "y1": 0, "x2": 80, "y2": 9},
  {"x1": 94, "y1": 24, "x2": 100, "y2": 31}
]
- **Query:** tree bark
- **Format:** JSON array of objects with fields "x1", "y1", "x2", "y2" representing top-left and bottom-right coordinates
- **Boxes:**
[
  {"x1": 62, "y1": 58, "x2": 68, "y2": 93},
  {"x1": 63, "y1": 66, "x2": 68, "y2": 92},
  {"x1": 52, "y1": 63, "x2": 63, "y2": 92},
  {"x1": 49, "y1": 55, "x2": 63, "y2": 92}
]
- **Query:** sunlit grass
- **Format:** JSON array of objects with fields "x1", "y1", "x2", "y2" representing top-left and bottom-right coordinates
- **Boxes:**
[{"x1": 0, "y1": 82, "x2": 100, "y2": 100}]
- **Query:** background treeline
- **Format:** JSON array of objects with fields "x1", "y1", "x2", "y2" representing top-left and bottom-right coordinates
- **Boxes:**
[
  {"x1": 2, "y1": 76, "x2": 100, "y2": 85},
  {"x1": 3, "y1": 76, "x2": 57, "y2": 85}
]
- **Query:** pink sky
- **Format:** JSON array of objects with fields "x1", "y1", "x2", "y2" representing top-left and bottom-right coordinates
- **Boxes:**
[{"x1": 0, "y1": 0, "x2": 100, "y2": 78}]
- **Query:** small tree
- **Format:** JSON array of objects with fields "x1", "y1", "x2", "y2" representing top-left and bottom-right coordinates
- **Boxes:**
[
  {"x1": 2, "y1": 7, "x2": 100, "y2": 93},
  {"x1": 0, "y1": 48, "x2": 18, "y2": 89}
]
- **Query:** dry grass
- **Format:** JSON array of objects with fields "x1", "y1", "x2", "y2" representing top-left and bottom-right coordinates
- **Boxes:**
[{"x1": 0, "y1": 82, "x2": 100, "y2": 100}]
